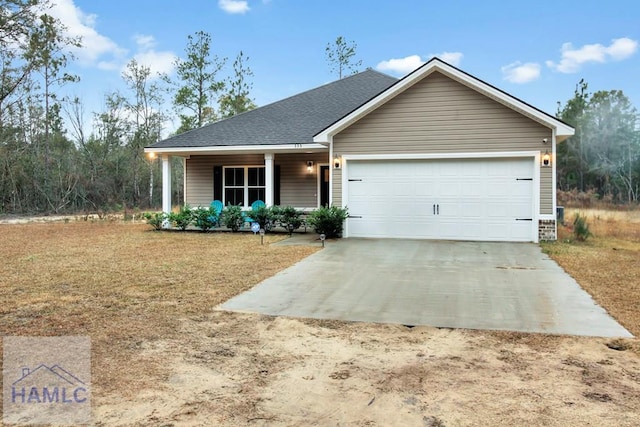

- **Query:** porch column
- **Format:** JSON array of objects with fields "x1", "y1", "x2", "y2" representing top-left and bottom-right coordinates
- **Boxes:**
[
  {"x1": 162, "y1": 154, "x2": 172, "y2": 228},
  {"x1": 264, "y1": 153, "x2": 274, "y2": 206}
]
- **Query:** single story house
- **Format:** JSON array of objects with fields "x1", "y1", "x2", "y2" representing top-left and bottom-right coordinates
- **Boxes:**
[{"x1": 145, "y1": 58, "x2": 574, "y2": 242}]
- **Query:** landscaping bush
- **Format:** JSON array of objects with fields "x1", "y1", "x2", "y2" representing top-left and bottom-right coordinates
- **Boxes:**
[
  {"x1": 143, "y1": 212, "x2": 166, "y2": 231},
  {"x1": 249, "y1": 205, "x2": 274, "y2": 231},
  {"x1": 573, "y1": 214, "x2": 593, "y2": 241},
  {"x1": 277, "y1": 205, "x2": 304, "y2": 235},
  {"x1": 223, "y1": 205, "x2": 244, "y2": 232},
  {"x1": 168, "y1": 205, "x2": 193, "y2": 231},
  {"x1": 307, "y1": 205, "x2": 348, "y2": 238},
  {"x1": 192, "y1": 206, "x2": 218, "y2": 232}
]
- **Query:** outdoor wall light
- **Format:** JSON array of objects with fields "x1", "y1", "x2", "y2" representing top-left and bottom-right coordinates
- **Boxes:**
[
  {"x1": 306, "y1": 160, "x2": 314, "y2": 173},
  {"x1": 148, "y1": 152, "x2": 156, "y2": 160},
  {"x1": 333, "y1": 155, "x2": 341, "y2": 169},
  {"x1": 542, "y1": 138, "x2": 549, "y2": 144},
  {"x1": 542, "y1": 150, "x2": 551, "y2": 167}
]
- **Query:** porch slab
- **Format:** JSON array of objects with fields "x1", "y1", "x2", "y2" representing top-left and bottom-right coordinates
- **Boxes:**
[{"x1": 219, "y1": 239, "x2": 632, "y2": 338}]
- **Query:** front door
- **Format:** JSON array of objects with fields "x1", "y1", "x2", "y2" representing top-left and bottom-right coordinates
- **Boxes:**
[{"x1": 320, "y1": 165, "x2": 330, "y2": 207}]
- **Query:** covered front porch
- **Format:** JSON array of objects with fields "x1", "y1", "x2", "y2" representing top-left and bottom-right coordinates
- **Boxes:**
[{"x1": 145, "y1": 145, "x2": 331, "y2": 215}]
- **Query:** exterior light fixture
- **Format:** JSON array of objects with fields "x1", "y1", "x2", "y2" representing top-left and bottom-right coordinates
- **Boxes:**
[
  {"x1": 148, "y1": 152, "x2": 156, "y2": 160},
  {"x1": 542, "y1": 150, "x2": 551, "y2": 167},
  {"x1": 333, "y1": 155, "x2": 341, "y2": 169},
  {"x1": 306, "y1": 160, "x2": 314, "y2": 173},
  {"x1": 319, "y1": 233, "x2": 326, "y2": 247}
]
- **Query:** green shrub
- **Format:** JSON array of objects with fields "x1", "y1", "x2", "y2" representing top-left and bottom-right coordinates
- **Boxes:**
[
  {"x1": 307, "y1": 205, "x2": 348, "y2": 238},
  {"x1": 573, "y1": 214, "x2": 592, "y2": 241},
  {"x1": 143, "y1": 212, "x2": 166, "y2": 231},
  {"x1": 168, "y1": 205, "x2": 193, "y2": 231},
  {"x1": 277, "y1": 206, "x2": 303, "y2": 236},
  {"x1": 193, "y1": 206, "x2": 218, "y2": 232},
  {"x1": 249, "y1": 205, "x2": 274, "y2": 231},
  {"x1": 223, "y1": 205, "x2": 244, "y2": 232}
]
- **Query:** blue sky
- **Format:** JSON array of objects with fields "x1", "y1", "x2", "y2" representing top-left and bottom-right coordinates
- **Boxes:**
[{"x1": 48, "y1": 0, "x2": 639, "y2": 134}]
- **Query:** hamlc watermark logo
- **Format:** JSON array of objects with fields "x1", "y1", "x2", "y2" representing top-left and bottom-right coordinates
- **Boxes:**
[{"x1": 3, "y1": 336, "x2": 91, "y2": 425}]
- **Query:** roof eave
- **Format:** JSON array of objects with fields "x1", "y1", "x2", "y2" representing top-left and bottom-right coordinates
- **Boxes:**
[{"x1": 144, "y1": 143, "x2": 329, "y2": 156}]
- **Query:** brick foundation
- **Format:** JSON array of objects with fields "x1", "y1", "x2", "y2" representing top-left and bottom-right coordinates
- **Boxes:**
[{"x1": 538, "y1": 219, "x2": 556, "y2": 241}]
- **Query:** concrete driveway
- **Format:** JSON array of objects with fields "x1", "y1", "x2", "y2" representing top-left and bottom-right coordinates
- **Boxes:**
[{"x1": 220, "y1": 238, "x2": 632, "y2": 337}]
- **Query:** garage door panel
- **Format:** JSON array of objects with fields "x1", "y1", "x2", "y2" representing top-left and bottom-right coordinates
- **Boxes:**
[
  {"x1": 346, "y1": 158, "x2": 534, "y2": 241},
  {"x1": 460, "y1": 182, "x2": 483, "y2": 197}
]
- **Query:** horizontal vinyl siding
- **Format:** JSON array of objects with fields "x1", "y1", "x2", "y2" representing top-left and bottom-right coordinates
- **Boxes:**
[
  {"x1": 186, "y1": 154, "x2": 264, "y2": 207},
  {"x1": 185, "y1": 153, "x2": 328, "y2": 208},
  {"x1": 333, "y1": 168, "x2": 342, "y2": 207},
  {"x1": 540, "y1": 166, "x2": 553, "y2": 214},
  {"x1": 333, "y1": 71, "x2": 553, "y2": 214},
  {"x1": 278, "y1": 153, "x2": 328, "y2": 208}
]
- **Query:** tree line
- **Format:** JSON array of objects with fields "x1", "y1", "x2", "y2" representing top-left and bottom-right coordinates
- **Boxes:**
[
  {"x1": 0, "y1": 1, "x2": 637, "y2": 216},
  {"x1": 557, "y1": 80, "x2": 639, "y2": 203},
  {"x1": 0, "y1": 1, "x2": 256, "y2": 214}
]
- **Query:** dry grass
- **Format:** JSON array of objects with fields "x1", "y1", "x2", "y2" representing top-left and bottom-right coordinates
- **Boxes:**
[
  {"x1": 0, "y1": 222, "x2": 318, "y2": 397},
  {"x1": 564, "y1": 207, "x2": 640, "y2": 242},
  {"x1": 542, "y1": 208, "x2": 640, "y2": 348},
  {"x1": 2, "y1": 217, "x2": 640, "y2": 425}
]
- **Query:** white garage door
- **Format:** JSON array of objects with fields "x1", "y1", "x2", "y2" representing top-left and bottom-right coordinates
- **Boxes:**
[{"x1": 346, "y1": 158, "x2": 535, "y2": 241}]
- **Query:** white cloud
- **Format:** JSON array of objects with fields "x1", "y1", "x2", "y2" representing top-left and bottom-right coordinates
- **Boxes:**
[
  {"x1": 546, "y1": 37, "x2": 638, "y2": 73},
  {"x1": 606, "y1": 37, "x2": 638, "y2": 60},
  {"x1": 123, "y1": 34, "x2": 176, "y2": 76},
  {"x1": 218, "y1": 0, "x2": 250, "y2": 14},
  {"x1": 49, "y1": 1, "x2": 177, "y2": 77},
  {"x1": 132, "y1": 50, "x2": 177, "y2": 75},
  {"x1": 430, "y1": 51, "x2": 463, "y2": 66},
  {"x1": 376, "y1": 51, "x2": 464, "y2": 75},
  {"x1": 501, "y1": 61, "x2": 541, "y2": 83},
  {"x1": 48, "y1": 0, "x2": 126, "y2": 65},
  {"x1": 133, "y1": 34, "x2": 156, "y2": 51},
  {"x1": 376, "y1": 55, "x2": 425, "y2": 75}
]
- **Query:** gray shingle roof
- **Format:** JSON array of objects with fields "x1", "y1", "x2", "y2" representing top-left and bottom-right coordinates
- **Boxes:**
[{"x1": 149, "y1": 70, "x2": 397, "y2": 148}]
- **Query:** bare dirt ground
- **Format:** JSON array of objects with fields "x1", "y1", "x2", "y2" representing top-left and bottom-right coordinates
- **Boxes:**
[
  {"x1": 94, "y1": 313, "x2": 640, "y2": 427},
  {"x1": 1, "y1": 217, "x2": 639, "y2": 426}
]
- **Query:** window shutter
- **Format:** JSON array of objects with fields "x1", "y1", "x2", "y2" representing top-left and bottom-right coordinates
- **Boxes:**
[
  {"x1": 274, "y1": 164, "x2": 281, "y2": 206},
  {"x1": 213, "y1": 166, "x2": 222, "y2": 201}
]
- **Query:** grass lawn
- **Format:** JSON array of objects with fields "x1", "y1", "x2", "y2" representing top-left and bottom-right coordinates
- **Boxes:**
[
  {"x1": 0, "y1": 222, "x2": 318, "y2": 396},
  {"x1": 1, "y1": 214, "x2": 639, "y2": 425}
]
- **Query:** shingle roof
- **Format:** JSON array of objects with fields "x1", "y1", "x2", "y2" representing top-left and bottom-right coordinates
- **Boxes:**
[{"x1": 149, "y1": 70, "x2": 398, "y2": 148}]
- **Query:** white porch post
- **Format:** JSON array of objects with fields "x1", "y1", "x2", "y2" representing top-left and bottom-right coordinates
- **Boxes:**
[
  {"x1": 162, "y1": 154, "x2": 172, "y2": 228},
  {"x1": 264, "y1": 153, "x2": 274, "y2": 206}
]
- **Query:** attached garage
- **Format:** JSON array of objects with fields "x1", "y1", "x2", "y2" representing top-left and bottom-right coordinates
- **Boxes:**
[
  {"x1": 314, "y1": 59, "x2": 574, "y2": 242},
  {"x1": 345, "y1": 157, "x2": 536, "y2": 242}
]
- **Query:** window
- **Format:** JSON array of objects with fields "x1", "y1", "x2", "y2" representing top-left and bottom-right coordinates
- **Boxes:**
[
  {"x1": 223, "y1": 166, "x2": 265, "y2": 207},
  {"x1": 224, "y1": 167, "x2": 244, "y2": 206}
]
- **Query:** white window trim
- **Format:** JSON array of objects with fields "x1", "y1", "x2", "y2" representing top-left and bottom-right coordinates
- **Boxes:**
[{"x1": 222, "y1": 165, "x2": 266, "y2": 208}]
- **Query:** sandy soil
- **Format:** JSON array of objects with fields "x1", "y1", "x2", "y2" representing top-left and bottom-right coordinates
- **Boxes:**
[{"x1": 94, "y1": 311, "x2": 640, "y2": 426}]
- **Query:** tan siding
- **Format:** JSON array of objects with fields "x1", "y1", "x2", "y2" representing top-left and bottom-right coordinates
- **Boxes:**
[
  {"x1": 185, "y1": 153, "x2": 328, "y2": 208},
  {"x1": 540, "y1": 167, "x2": 553, "y2": 214},
  {"x1": 332, "y1": 168, "x2": 342, "y2": 207},
  {"x1": 277, "y1": 153, "x2": 327, "y2": 208},
  {"x1": 333, "y1": 71, "x2": 554, "y2": 214}
]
